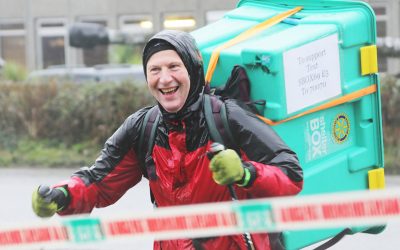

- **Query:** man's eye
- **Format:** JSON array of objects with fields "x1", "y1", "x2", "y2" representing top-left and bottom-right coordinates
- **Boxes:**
[{"x1": 170, "y1": 64, "x2": 180, "y2": 70}]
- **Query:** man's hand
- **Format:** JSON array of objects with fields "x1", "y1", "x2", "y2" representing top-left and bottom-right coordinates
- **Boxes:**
[
  {"x1": 32, "y1": 185, "x2": 69, "y2": 218},
  {"x1": 209, "y1": 149, "x2": 244, "y2": 185}
]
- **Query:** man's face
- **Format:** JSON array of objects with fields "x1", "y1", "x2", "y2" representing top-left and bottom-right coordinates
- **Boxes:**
[{"x1": 146, "y1": 50, "x2": 190, "y2": 113}]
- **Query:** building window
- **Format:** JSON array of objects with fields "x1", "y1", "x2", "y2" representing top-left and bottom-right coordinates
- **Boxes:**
[
  {"x1": 36, "y1": 19, "x2": 67, "y2": 69},
  {"x1": 163, "y1": 14, "x2": 196, "y2": 31},
  {"x1": 0, "y1": 21, "x2": 27, "y2": 67},
  {"x1": 78, "y1": 19, "x2": 108, "y2": 67},
  {"x1": 372, "y1": 5, "x2": 388, "y2": 72},
  {"x1": 119, "y1": 15, "x2": 153, "y2": 43},
  {"x1": 111, "y1": 15, "x2": 154, "y2": 64},
  {"x1": 376, "y1": 20, "x2": 387, "y2": 38},
  {"x1": 373, "y1": 7, "x2": 386, "y2": 16}
]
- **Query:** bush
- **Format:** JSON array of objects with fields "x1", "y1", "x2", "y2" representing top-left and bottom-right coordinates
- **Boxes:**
[
  {"x1": 0, "y1": 62, "x2": 27, "y2": 82},
  {"x1": 1, "y1": 75, "x2": 399, "y2": 171},
  {"x1": 41, "y1": 81, "x2": 155, "y2": 145},
  {"x1": 0, "y1": 80, "x2": 155, "y2": 167}
]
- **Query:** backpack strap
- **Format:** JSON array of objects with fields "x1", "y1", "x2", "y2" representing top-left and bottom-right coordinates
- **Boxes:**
[
  {"x1": 312, "y1": 228, "x2": 352, "y2": 250},
  {"x1": 203, "y1": 94, "x2": 239, "y2": 154},
  {"x1": 138, "y1": 105, "x2": 160, "y2": 179}
]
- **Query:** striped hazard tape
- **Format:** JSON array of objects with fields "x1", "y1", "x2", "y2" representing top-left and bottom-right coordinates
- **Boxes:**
[{"x1": 1, "y1": 188, "x2": 400, "y2": 249}]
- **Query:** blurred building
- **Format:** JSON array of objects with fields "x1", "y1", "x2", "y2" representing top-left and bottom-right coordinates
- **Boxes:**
[{"x1": 0, "y1": 0, "x2": 398, "y2": 74}]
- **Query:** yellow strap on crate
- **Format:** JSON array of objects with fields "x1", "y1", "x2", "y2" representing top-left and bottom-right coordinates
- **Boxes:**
[
  {"x1": 204, "y1": 6, "x2": 303, "y2": 84},
  {"x1": 360, "y1": 45, "x2": 378, "y2": 75},
  {"x1": 368, "y1": 168, "x2": 386, "y2": 190},
  {"x1": 203, "y1": 6, "x2": 377, "y2": 127},
  {"x1": 257, "y1": 84, "x2": 377, "y2": 126}
]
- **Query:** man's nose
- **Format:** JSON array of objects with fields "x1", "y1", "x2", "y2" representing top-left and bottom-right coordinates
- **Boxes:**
[{"x1": 159, "y1": 69, "x2": 173, "y2": 84}]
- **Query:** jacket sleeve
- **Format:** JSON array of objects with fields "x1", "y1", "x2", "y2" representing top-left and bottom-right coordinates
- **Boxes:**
[
  {"x1": 56, "y1": 108, "x2": 150, "y2": 215},
  {"x1": 225, "y1": 100, "x2": 303, "y2": 198}
]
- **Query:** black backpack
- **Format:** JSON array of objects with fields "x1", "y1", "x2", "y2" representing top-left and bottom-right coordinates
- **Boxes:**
[
  {"x1": 135, "y1": 65, "x2": 293, "y2": 249},
  {"x1": 137, "y1": 65, "x2": 265, "y2": 179},
  {"x1": 136, "y1": 65, "x2": 356, "y2": 250}
]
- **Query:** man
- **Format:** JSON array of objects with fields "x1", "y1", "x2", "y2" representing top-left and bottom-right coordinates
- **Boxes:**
[{"x1": 32, "y1": 30, "x2": 303, "y2": 249}]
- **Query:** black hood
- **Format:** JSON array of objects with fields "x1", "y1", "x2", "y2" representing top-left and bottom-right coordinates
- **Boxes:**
[{"x1": 143, "y1": 30, "x2": 205, "y2": 121}]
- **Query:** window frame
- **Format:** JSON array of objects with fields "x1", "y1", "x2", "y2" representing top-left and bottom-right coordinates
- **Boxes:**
[
  {"x1": 118, "y1": 14, "x2": 154, "y2": 43},
  {"x1": 162, "y1": 12, "x2": 197, "y2": 31},
  {"x1": 75, "y1": 16, "x2": 109, "y2": 66},
  {"x1": 371, "y1": 3, "x2": 389, "y2": 73},
  {"x1": 35, "y1": 18, "x2": 68, "y2": 69},
  {"x1": 0, "y1": 19, "x2": 27, "y2": 67}
]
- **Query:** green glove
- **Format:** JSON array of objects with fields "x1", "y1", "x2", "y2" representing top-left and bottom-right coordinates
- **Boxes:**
[
  {"x1": 209, "y1": 149, "x2": 245, "y2": 185},
  {"x1": 32, "y1": 185, "x2": 69, "y2": 218}
]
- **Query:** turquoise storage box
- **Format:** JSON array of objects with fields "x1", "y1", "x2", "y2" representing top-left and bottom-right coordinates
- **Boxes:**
[{"x1": 192, "y1": 0, "x2": 384, "y2": 249}]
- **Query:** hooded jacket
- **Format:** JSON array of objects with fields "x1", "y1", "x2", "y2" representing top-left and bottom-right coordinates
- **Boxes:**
[{"x1": 57, "y1": 30, "x2": 303, "y2": 250}]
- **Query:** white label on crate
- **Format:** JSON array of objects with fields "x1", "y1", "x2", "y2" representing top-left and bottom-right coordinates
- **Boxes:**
[{"x1": 283, "y1": 34, "x2": 342, "y2": 114}]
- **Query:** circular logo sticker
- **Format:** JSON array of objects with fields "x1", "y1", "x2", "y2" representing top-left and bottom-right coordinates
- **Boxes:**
[{"x1": 333, "y1": 113, "x2": 350, "y2": 143}]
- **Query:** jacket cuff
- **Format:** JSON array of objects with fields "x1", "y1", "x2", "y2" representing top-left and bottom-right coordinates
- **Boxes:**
[
  {"x1": 55, "y1": 185, "x2": 71, "y2": 212},
  {"x1": 236, "y1": 162, "x2": 257, "y2": 188}
]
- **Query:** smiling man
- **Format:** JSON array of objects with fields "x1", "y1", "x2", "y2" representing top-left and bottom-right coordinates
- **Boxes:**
[
  {"x1": 145, "y1": 49, "x2": 190, "y2": 113},
  {"x1": 32, "y1": 30, "x2": 303, "y2": 250}
]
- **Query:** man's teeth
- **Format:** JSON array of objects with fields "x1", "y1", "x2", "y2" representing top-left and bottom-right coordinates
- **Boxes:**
[{"x1": 161, "y1": 87, "x2": 178, "y2": 94}]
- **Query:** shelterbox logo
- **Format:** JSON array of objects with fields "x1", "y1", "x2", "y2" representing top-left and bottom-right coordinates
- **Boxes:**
[{"x1": 306, "y1": 116, "x2": 328, "y2": 161}]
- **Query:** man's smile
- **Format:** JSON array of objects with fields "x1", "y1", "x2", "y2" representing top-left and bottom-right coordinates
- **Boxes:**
[{"x1": 160, "y1": 86, "x2": 179, "y2": 95}]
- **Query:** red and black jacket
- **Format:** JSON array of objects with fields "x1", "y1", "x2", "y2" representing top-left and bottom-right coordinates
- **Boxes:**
[
  {"x1": 56, "y1": 30, "x2": 303, "y2": 250},
  {"x1": 57, "y1": 97, "x2": 303, "y2": 250}
]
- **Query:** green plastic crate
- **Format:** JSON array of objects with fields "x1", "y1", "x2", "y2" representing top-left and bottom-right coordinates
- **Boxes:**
[{"x1": 192, "y1": 0, "x2": 384, "y2": 249}]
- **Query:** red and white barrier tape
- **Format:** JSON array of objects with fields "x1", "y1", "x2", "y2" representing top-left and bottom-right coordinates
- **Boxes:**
[{"x1": 1, "y1": 188, "x2": 399, "y2": 249}]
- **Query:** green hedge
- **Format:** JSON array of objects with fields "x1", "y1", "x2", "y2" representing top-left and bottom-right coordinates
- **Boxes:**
[
  {"x1": 0, "y1": 80, "x2": 154, "y2": 166},
  {"x1": 0, "y1": 75, "x2": 399, "y2": 172}
]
